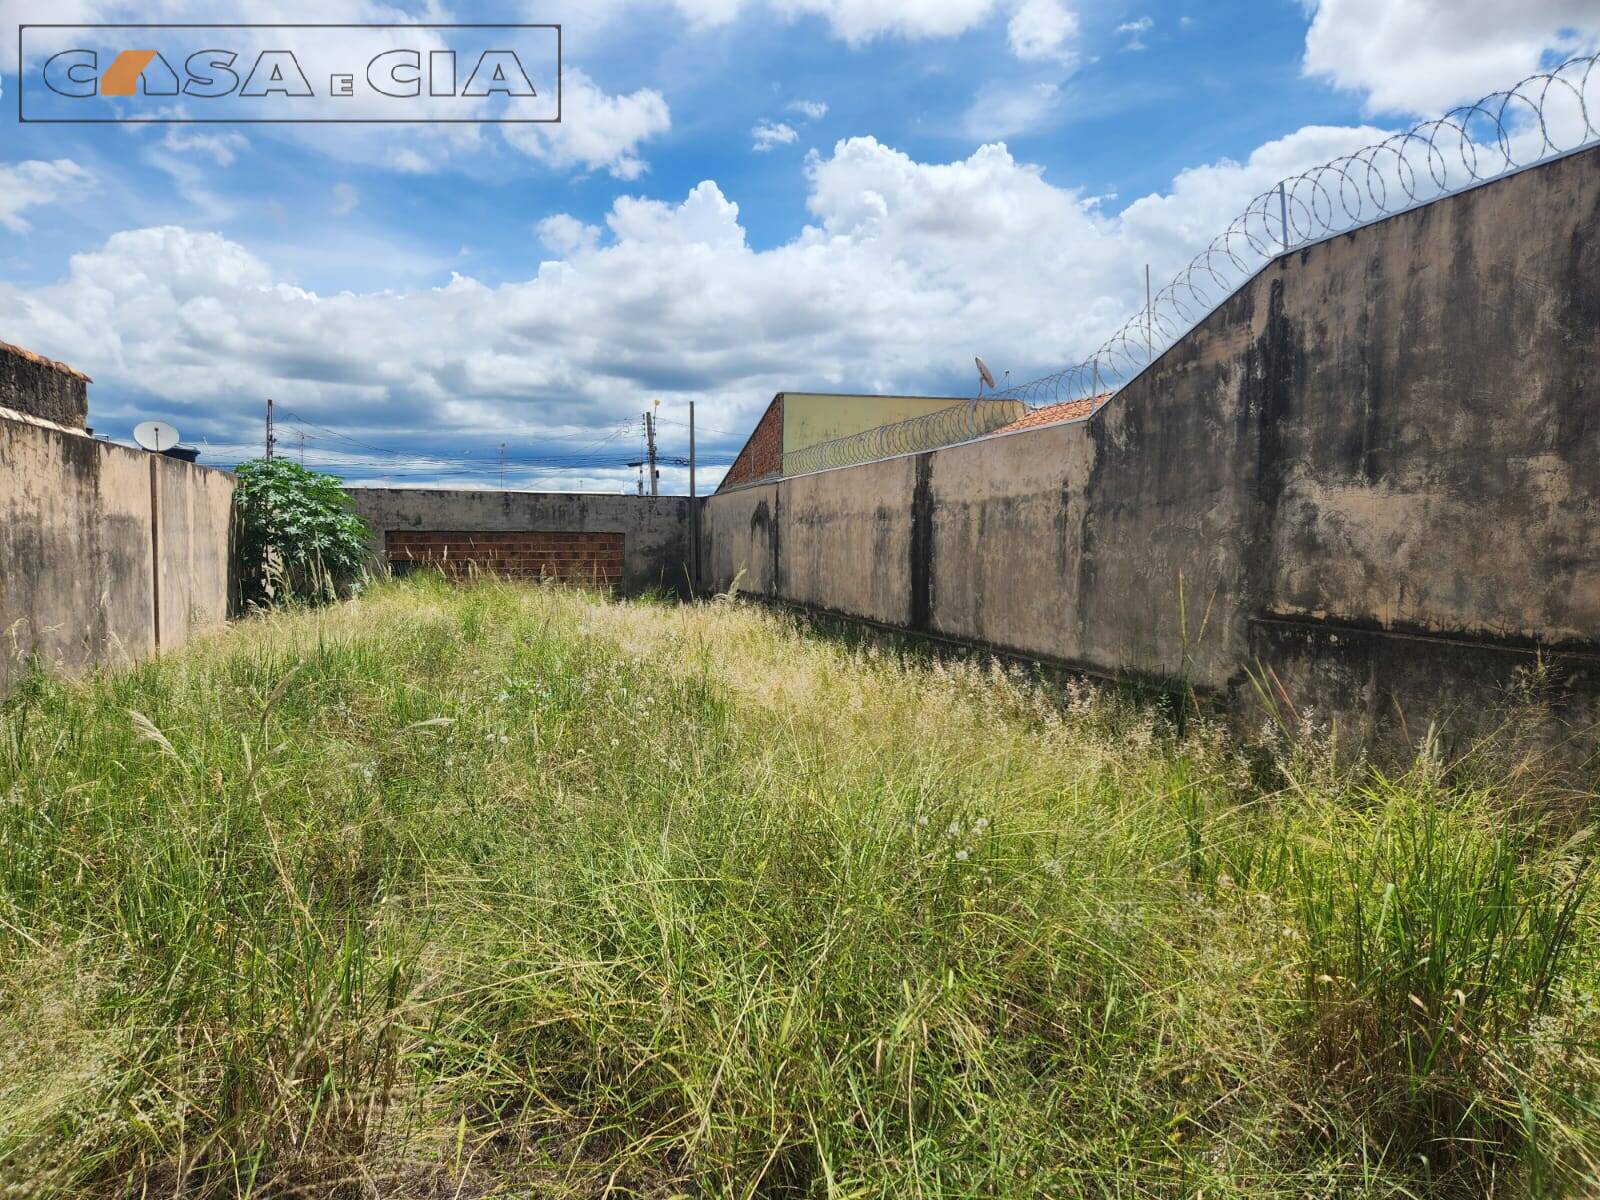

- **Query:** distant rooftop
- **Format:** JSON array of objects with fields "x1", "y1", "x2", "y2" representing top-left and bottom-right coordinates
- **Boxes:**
[{"x1": 987, "y1": 395, "x2": 1107, "y2": 436}]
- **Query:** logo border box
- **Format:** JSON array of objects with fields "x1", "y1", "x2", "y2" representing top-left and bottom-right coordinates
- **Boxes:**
[{"x1": 18, "y1": 23, "x2": 562, "y2": 123}]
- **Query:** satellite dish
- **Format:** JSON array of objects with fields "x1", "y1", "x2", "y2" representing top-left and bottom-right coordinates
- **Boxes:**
[
  {"x1": 133, "y1": 420, "x2": 180, "y2": 453},
  {"x1": 975, "y1": 356, "x2": 997, "y2": 392}
]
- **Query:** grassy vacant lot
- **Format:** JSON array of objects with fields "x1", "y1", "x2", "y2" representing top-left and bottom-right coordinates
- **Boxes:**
[{"x1": 2, "y1": 577, "x2": 1597, "y2": 1198}]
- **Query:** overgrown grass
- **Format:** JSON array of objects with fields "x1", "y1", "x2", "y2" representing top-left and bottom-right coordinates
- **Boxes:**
[{"x1": 1, "y1": 575, "x2": 1596, "y2": 1197}]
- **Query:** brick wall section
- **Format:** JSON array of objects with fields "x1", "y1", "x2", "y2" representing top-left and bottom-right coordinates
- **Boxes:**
[
  {"x1": 717, "y1": 394, "x2": 783, "y2": 491},
  {"x1": 387, "y1": 530, "x2": 624, "y2": 587},
  {"x1": 0, "y1": 340, "x2": 90, "y2": 428}
]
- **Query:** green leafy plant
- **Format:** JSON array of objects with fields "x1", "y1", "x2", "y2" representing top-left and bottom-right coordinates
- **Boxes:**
[{"x1": 232, "y1": 457, "x2": 372, "y2": 608}]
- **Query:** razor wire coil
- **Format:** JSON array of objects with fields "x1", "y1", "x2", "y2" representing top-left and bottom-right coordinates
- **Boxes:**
[{"x1": 782, "y1": 399, "x2": 1025, "y2": 476}]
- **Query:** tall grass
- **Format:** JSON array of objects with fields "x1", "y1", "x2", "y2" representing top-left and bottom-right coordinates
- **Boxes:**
[{"x1": 0, "y1": 575, "x2": 1596, "y2": 1197}]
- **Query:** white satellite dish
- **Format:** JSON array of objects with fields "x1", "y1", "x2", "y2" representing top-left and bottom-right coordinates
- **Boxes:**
[
  {"x1": 975, "y1": 355, "x2": 997, "y2": 396},
  {"x1": 133, "y1": 420, "x2": 180, "y2": 453}
]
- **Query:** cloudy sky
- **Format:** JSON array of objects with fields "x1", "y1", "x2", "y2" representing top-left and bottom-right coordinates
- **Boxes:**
[{"x1": 0, "y1": 0, "x2": 1596, "y2": 491}]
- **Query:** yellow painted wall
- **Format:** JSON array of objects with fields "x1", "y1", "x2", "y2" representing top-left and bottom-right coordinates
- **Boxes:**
[{"x1": 781, "y1": 393, "x2": 1014, "y2": 455}]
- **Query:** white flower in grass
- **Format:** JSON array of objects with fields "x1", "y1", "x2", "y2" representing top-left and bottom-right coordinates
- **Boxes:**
[
  {"x1": 973, "y1": 817, "x2": 990, "y2": 834},
  {"x1": 947, "y1": 821, "x2": 962, "y2": 838},
  {"x1": 955, "y1": 849, "x2": 970, "y2": 862}
]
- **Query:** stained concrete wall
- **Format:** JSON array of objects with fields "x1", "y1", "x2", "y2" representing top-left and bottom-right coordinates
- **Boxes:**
[
  {"x1": 701, "y1": 145, "x2": 1600, "y2": 747},
  {"x1": 0, "y1": 341, "x2": 89, "y2": 428},
  {"x1": 0, "y1": 407, "x2": 235, "y2": 688},
  {"x1": 702, "y1": 481, "x2": 778, "y2": 596},
  {"x1": 346, "y1": 488, "x2": 696, "y2": 596},
  {"x1": 156, "y1": 456, "x2": 236, "y2": 648}
]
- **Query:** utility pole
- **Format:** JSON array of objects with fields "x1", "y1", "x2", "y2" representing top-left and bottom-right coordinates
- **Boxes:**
[
  {"x1": 499, "y1": 442, "x2": 506, "y2": 490},
  {"x1": 645, "y1": 409, "x2": 658, "y2": 497},
  {"x1": 689, "y1": 400, "x2": 698, "y2": 595},
  {"x1": 298, "y1": 429, "x2": 305, "y2": 465},
  {"x1": 265, "y1": 397, "x2": 275, "y2": 460}
]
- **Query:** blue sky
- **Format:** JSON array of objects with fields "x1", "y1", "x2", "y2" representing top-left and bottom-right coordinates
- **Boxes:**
[{"x1": 0, "y1": 0, "x2": 1595, "y2": 490}]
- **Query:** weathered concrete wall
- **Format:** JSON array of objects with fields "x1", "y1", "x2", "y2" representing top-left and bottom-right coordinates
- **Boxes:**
[
  {"x1": 782, "y1": 457, "x2": 918, "y2": 625},
  {"x1": 0, "y1": 341, "x2": 89, "y2": 428},
  {"x1": 700, "y1": 482, "x2": 778, "y2": 596},
  {"x1": 0, "y1": 408, "x2": 234, "y2": 688},
  {"x1": 156, "y1": 455, "x2": 236, "y2": 649},
  {"x1": 702, "y1": 146, "x2": 1600, "y2": 748},
  {"x1": 346, "y1": 489, "x2": 696, "y2": 597}
]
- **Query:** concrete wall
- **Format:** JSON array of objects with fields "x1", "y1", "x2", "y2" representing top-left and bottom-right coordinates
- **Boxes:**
[
  {"x1": 346, "y1": 488, "x2": 696, "y2": 597},
  {"x1": 0, "y1": 341, "x2": 89, "y2": 428},
  {"x1": 0, "y1": 407, "x2": 234, "y2": 688},
  {"x1": 701, "y1": 146, "x2": 1600, "y2": 748},
  {"x1": 156, "y1": 456, "x2": 236, "y2": 648}
]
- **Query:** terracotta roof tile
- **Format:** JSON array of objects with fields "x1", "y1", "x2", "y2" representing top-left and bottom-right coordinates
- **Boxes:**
[
  {"x1": 987, "y1": 394, "x2": 1106, "y2": 436},
  {"x1": 0, "y1": 338, "x2": 92, "y2": 383}
]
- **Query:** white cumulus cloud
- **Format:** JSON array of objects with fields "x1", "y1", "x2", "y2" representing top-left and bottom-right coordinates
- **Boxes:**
[
  {"x1": 753, "y1": 121, "x2": 800, "y2": 151},
  {"x1": 502, "y1": 68, "x2": 671, "y2": 180},
  {"x1": 1008, "y1": 0, "x2": 1081, "y2": 63},
  {"x1": 1303, "y1": 0, "x2": 1600, "y2": 115},
  {"x1": 0, "y1": 160, "x2": 93, "y2": 233}
]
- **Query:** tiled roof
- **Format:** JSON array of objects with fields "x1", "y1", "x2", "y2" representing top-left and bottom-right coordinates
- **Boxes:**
[
  {"x1": 0, "y1": 338, "x2": 92, "y2": 382},
  {"x1": 987, "y1": 395, "x2": 1106, "y2": 436}
]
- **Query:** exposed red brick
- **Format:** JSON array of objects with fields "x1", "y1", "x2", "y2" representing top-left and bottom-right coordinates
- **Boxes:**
[
  {"x1": 386, "y1": 530, "x2": 623, "y2": 588},
  {"x1": 718, "y1": 394, "x2": 783, "y2": 491}
]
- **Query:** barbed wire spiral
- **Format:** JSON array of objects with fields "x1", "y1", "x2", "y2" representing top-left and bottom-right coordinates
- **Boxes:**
[{"x1": 771, "y1": 52, "x2": 1599, "y2": 480}]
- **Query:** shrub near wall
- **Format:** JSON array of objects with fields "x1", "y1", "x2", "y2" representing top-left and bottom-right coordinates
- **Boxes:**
[{"x1": 232, "y1": 458, "x2": 371, "y2": 608}]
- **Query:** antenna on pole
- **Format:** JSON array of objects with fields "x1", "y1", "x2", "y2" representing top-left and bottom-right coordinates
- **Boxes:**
[
  {"x1": 974, "y1": 355, "x2": 997, "y2": 397},
  {"x1": 973, "y1": 356, "x2": 998, "y2": 438}
]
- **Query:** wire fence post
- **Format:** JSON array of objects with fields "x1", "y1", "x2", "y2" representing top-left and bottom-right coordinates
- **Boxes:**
[
  {"x1": 1144, "y1": 264, "x2": 1153, "y2": 363},
  {"x1": 1278, "y1": 181, "x2": 1290, "y2": 253}
]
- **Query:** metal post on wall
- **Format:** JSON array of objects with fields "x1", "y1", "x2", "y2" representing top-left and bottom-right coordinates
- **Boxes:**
[
  {"x1": 1278, "y1": 181, "x2": 1290, "y2": 253},
  {"x1": 1144, "y1": 265, "x2": 1153, "y2": 362}
]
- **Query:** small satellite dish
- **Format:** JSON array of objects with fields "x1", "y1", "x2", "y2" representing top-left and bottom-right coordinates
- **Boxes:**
[
  {"x1": 975, "y1": 355, "x2": 997, "y2": 395},
  {"x1": 133, "y1": 420, "x2": 180, "y2": 453}
]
